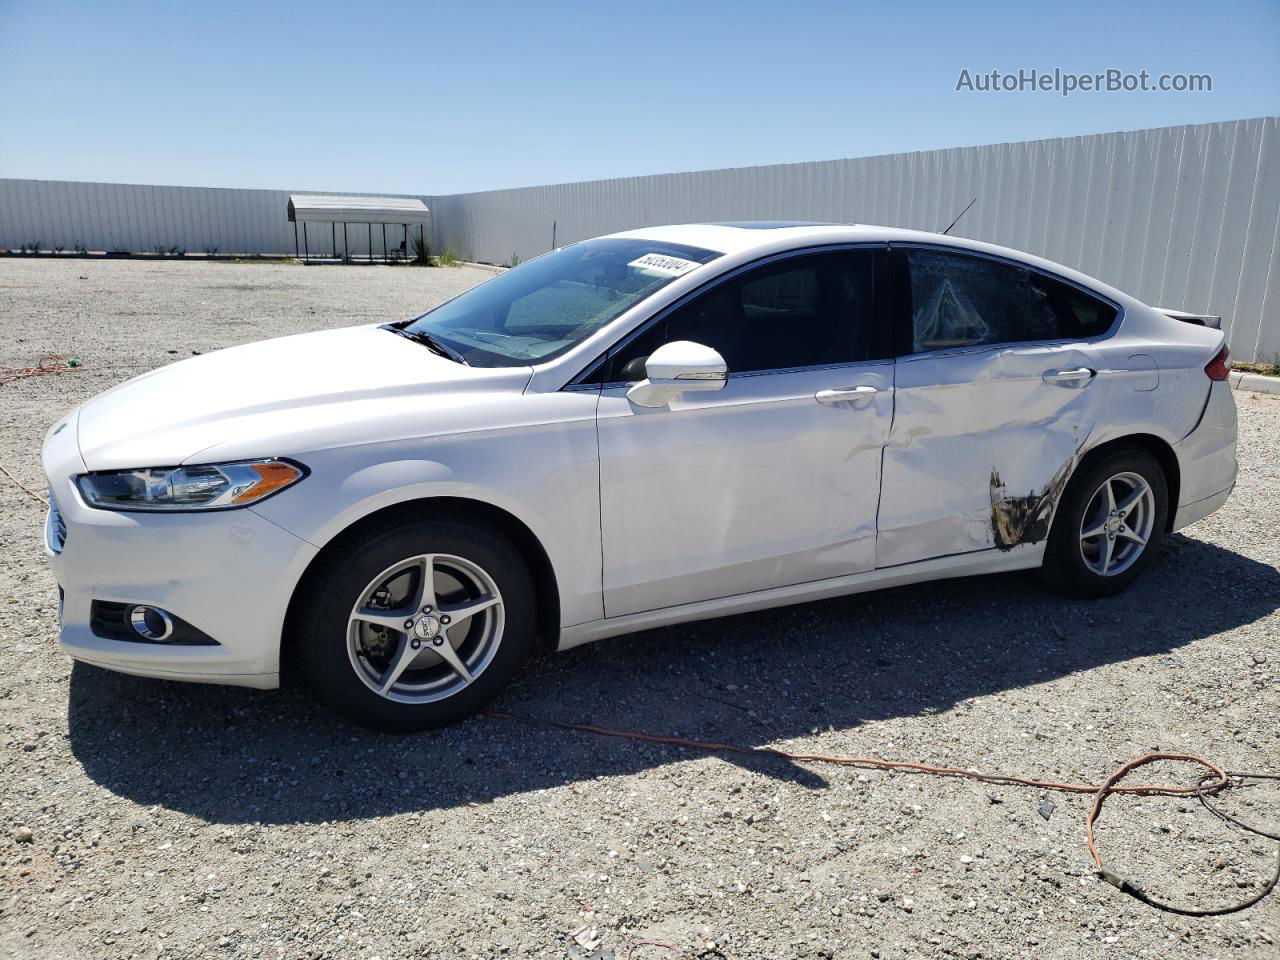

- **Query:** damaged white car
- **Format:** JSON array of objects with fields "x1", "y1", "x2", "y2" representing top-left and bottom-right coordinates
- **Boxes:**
[{"x1": 43, "y1": 223, "x2": 1237, "y2": 731}]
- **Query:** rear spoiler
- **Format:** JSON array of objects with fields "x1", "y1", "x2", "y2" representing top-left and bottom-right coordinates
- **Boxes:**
[{"x1": 1157, "y1": 308, "x2": 1222, "y2": 330}]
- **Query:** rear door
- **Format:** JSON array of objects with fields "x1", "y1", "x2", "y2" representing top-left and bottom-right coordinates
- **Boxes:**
[
  {"x1": 876, "y1": 246, "x2": 1120, "y2": 568},
  {"x1": 593, "y1": 247, "x2": 895, "y2": 616}
]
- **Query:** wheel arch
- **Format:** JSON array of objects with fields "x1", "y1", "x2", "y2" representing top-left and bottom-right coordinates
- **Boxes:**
[{"x1": 281, "y1": 496, "x2": 562, "y2": 681}]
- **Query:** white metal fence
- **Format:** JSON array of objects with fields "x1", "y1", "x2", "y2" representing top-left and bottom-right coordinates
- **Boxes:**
[
  {"x1": 0, "y1": 179, "x2": 429, "y2": 259},
  {"x1": 2, "y1": 117, "x2": 1277, "y2": 360},
  {"x1": 429, "y1": 117, "x2": 1280, "y2": 363}
]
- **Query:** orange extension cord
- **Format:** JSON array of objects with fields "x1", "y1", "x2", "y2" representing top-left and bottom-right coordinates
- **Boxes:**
[
  {"x1": 0, "y1": 355, "x2": 144, "y2": 386},
  {"x1": 486, "y1": 710, "x2": 1278, "y2": 916},
  {"x1": 0, "y1": 354, "x2": 80, "y2": 385}
]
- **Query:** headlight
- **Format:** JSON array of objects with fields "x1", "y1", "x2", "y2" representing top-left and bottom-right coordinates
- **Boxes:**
[{"x1": 76, "y1": 459, "x2": 306, "y2": 511}]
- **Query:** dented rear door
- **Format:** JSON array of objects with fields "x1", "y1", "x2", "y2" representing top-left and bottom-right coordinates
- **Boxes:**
[{"x1": 876, "y1": 246, "x2": 1114, "y2": 568}]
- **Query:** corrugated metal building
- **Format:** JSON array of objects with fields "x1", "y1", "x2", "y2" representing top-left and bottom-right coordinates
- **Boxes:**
[{"x1": 1, "y1": 117, "x2": 1277, "y2": 360}]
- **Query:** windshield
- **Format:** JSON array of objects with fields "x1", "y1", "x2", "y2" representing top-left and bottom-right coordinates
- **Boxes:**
[{"x1": 401, "y1": 238, "x2": 722, "y2": 366}]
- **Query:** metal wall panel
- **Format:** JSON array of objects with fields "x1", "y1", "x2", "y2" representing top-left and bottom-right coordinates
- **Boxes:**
[
  {"x1": 0, "y1": 179, "x2": 429, "y2": 259},
  {"x1": 1, "y1": 118, "x2": 1276, "y2": 359},
  {"x1": 426, "y1": 117, "x2": 1279, "y2": 361}
]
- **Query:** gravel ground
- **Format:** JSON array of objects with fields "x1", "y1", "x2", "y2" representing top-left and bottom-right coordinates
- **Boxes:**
[{"x1": 1, "y1": 258, "x2": 1277, "y2": 960}]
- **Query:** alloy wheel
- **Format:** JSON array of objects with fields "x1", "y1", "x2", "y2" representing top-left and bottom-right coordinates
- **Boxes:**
[
  {"x1": 346, "y1": 553, "x2": 504, "y2": 703},
  {"x1": 1078, "y1": 471, "x2": 1156, "y2": 577}
]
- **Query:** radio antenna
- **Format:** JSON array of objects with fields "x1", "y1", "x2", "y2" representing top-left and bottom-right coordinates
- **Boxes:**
[{"x1": 941, "y1": 197, "x2": 978, "y2": 236}]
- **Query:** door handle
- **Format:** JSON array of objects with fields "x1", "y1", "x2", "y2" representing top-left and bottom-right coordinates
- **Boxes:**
[
  {"x1": 815, "y1": 385, "x2": 879, "y2": 406},
  {"x1": 1042, "y1": 367, "x2": 1096, "y2": 385}
]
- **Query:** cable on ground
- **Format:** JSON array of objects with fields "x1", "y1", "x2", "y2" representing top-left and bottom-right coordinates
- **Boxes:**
[
  {"x1": 0, "y1": 464, "x2": 48, "y2": 506},
  {"x1": 0, "y1": 354, "x2": 76, "y2": 385},
  {"x1": 0, "y1": 355, "x2": 145, "y2": 385},
  {"x1": 486, "y1": 710, "x2": 1278, "y2": 916}
]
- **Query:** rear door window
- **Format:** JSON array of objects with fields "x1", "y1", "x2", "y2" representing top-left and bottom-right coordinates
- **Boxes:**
[
  {"x1": 1031, "y1": 272, "x2": 1118, "y2": 339},
  {"x1": 905, "y1": 249, "x2": 1116, "y2": 353}
]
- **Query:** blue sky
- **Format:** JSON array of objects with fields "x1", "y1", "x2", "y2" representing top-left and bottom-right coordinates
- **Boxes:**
[{"x1": 1, "y1": 0, "x2": 1276, "y2": 195}]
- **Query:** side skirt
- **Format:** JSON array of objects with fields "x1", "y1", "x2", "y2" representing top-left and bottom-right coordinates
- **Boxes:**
[{"x1": 557, "y1": 544, "x2": 1043, "y2": 651}]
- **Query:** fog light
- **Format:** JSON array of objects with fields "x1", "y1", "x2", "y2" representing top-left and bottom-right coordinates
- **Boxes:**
[
  {"x1": 90, "y1": 600, "x2": 219, "y2": 645},
  {"x1": 128, "y1": 605, "x2": 174, "y2": 641}
]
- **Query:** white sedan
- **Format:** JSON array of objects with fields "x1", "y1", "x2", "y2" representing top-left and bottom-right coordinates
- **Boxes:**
[{"x1": 42, "y1": 223, "x2": 1237, "y2": 731}]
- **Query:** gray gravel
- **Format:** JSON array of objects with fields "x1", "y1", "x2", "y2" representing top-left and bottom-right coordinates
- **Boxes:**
[{"x1": 1, "y1": 257, "x2": 1278, "y2": 959}]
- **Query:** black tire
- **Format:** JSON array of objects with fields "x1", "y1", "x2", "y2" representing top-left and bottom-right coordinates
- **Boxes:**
[
  {"x1": 294, "y1": 513, "x2": 536, "y2": 733},
  {"x1": 1040, "y1": 448, "x2": 1168, "y2": 597}
]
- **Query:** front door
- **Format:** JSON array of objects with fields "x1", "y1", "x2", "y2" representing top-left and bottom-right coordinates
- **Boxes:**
[
  {"x1": 593, "y1": 248, "x2": 895, "y2": 617},
  {"x1": 876, "y1": 246, "x2": 1118, "y2": 568}
]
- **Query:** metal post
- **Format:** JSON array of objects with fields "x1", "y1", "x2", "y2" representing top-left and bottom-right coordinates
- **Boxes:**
[
  {"x1": 303, "y1": 222, "x2": 309, "y2": 263},
  {"x1": 293, "y1": 221, "x2": 299, "y2": 259},
  {"x1": 343, "y1": 223, "x2": 349, "y2": 263},
  {"x1": 368, "y1": 223, "x2": 373, "y2": 263},
  {"x1": 382, "y1": 224, "x2": 387, "y2": 262},
  {"x1": 404, "y1": 224, "x2": 408, "y2": 260},
  {"x1": 332, "y1": 223, "x2": 336, "y2": 260}
]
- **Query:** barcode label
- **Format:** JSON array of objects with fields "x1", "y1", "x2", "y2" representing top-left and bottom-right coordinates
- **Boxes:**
[{"x1": 628, "y1": 253, "x2": 701, "y2": 277}]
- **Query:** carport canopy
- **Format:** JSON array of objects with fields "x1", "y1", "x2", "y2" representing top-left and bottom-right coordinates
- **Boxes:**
[
  {"x1": 288, "y1": 195, "x2": 430, "y2": 263},
  {"x1": 287, "y1": 194, "x2": 429, "y2": 225}
]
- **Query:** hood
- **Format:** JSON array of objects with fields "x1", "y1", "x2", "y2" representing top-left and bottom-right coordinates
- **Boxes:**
[{"x1": 77, "y1": 325, "x2": 531, "y2": 470}]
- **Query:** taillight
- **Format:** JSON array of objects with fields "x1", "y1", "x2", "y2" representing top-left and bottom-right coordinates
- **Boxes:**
[{"x1": 1205, "y1": 345, "x2": 1231, "y2": 381}]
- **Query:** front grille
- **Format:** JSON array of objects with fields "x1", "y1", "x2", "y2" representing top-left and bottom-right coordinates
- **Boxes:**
[{"x1": 46, "y1": 491, "x2": 66, "y2": 554}]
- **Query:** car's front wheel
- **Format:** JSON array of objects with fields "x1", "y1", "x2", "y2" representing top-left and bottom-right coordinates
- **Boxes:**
[
  {"x1": 295, "y1": 513, "x2": 536, "y2": 732},
  {"x1": 1041, "y1": 448, "x2": 1168, "y2": 597}
]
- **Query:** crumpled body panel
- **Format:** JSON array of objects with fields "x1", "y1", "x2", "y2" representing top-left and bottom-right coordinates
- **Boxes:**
[{"x1": 878, "y1": 343, "x2": 1103, "y2": 567}]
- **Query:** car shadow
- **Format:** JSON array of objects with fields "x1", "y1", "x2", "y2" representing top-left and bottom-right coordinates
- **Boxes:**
[{"x1": 67, "y1": 535, "x2": 1280, "y2": 824}]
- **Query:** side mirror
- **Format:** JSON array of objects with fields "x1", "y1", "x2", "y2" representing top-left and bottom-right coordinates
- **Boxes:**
[{"x1": 626, "y1": 340, "x2": 728, "y2": 408}]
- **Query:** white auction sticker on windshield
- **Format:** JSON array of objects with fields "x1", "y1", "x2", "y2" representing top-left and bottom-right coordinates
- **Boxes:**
[{"x1": 628, "y1": 253, "x2": 701, "y2": 277}]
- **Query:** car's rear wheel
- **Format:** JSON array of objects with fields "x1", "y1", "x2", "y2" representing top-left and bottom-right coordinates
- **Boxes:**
[
  {"x1": 1041, "y1": 448, "x2": 1168, "y2": 597},
  {"x1": 296, "y1": 515, "x2": 536, "y2": 732}
]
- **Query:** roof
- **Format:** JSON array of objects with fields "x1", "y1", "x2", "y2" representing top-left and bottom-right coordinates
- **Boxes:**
[
  {"x1": 707, "y1": 220, "x2": 837, "y2": 230},
  {"x1": 605, "y1": 222, "x2": 877, "y2": 255},
  {"x1": 287, "y1": 194, "x2": 430, "y2": 225},
  {"x1": 606, "y1": 222, "x2": 1136, "y2": 306}
]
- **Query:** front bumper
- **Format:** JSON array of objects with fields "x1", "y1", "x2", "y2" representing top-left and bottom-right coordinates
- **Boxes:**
[{"x1": 43, "y1": 417, "x2": 318, "y2": 688}]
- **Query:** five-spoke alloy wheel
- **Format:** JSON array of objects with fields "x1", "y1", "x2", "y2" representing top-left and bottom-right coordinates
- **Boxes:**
[
  {"x1": 296, "y1": 512, "x2": 536, "y2": 732},
  {"x1": 1077, "y1": 471, "x2": 1156, "y2": 577},
  {"x1": 347, "y1": 553, "x2": 505, "y2": 703},
  {"x1": 1042, "y1": 447, "x2": 1168, "y2": 597}
]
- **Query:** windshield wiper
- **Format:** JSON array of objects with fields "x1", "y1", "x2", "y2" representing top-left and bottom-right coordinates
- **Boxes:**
[{"x1": 381, "y1": 324, "x2": 469, "y2": 365}]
